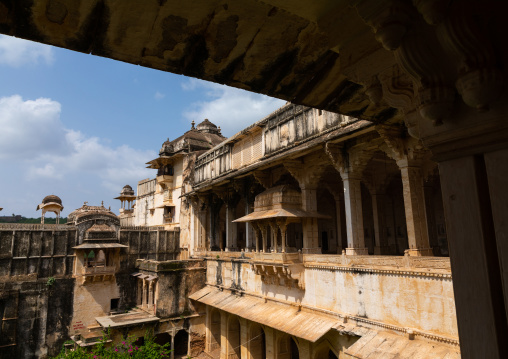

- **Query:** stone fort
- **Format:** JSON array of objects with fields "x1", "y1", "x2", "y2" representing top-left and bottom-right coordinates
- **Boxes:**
[{"x1": 1, "y1": 1, "x2": 507, "y2": 359}]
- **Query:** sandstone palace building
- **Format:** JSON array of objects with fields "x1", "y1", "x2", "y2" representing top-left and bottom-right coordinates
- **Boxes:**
[{"x1": 1, "y1": 1, "x2": 508, "y2": 358}]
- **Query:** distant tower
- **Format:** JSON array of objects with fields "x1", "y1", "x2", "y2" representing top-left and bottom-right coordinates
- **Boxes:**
[
  {"x1": 115, "y1": 185, "x2": 136, "y2": 214},
  {"x1": 36, "y1": 195, "x2": 64, "y2": 224}
]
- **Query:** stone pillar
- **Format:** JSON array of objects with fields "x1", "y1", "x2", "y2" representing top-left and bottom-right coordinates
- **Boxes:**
[
  {"x1": 225, "y1": 204, "x2": 234, "y2": 251},
  {"x1": 245, "y1": 202, "x2": 251, "y2": 251},
  {"x1": 377, "y1": 126, "x2": 433, "y2": 256},
  {"x1": 239, "y1": 318, "x2": 248, "y2": 359},
  {"x1": 298, "y1": 340, "x2": 312, "y2": 359},
  {"x1": 438, "y1": 154, "x2": 507, "y2": 358},
  {"x1": 485, "y1": 149, "x2": 508, "y2": 337},
  {"x1": 142, "y1": 280, "x2": 148, "y2": 308},
  {"x1": 372, "y1": 193, "x2": 388, "y2": 254},
  {"x1": 264, "y1": 327, "x2": 275, "y2": 359},
  {"x1": 342, "y1": 174, "x2": 368, "y2": 255},
  {"x1": 397, "y1": 158, "x2": 433, "y2": 256},
  {"x1": 325, "y1": 143, "x2": 371, "y2": 255},
  {"x1": 261, "y1": 223, "x2": 268, "y2": 253},
  {"x1": 220, "y1": 311, "x2": 228, "y2": 359},
  {"x1": 148, "y1": 281, "x2": 154, "y2": 309},
  {"x1": 209, "y1": 205, "x2": 215, "y2": 250},
  {"x1": 170, "y1": 332, "x2": 175, "y2": 359},
  {"x1": 251, "y1": 222, "x2": 261, "y2": 252},
  {"x1": 269, "y1": 221, "x2": 279, "y2": 252},
  {"x1": 199, "y1": 208, "x2": 207, "y2": 251},
  {"x1": 205, "y1": 306, "x2": 212, "y2": 352},
  {"x1": 278, "y1": 220, "x2": 287, "y2": 253}
]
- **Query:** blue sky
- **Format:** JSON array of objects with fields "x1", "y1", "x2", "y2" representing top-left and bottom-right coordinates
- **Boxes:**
[{"x1": 0, "y1": 35, "x2": 284, "y2": 217}]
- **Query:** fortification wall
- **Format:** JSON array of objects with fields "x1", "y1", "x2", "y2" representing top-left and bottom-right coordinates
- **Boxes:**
[{"x1": 0, "y1": 224, "x2": 181, "y2": 358}]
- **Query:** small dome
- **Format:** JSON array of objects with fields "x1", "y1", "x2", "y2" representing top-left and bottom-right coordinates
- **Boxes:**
[
  {"x1": 42, "y1": 195, "x2": 62, "y2": 205},
  {"x1": 159, "y1": 138, "x2": 174, "y2": 156},
  {"x1": 196, "y1": 119, "x2": 220, "y2": 134},
  {"x1": 121, "y1": 185, "x2": 134, "y2": 196}
]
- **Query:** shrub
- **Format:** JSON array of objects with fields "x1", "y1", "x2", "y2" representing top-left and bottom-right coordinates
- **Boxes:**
[{"x1": 52, "y1": 329, "x2": 171, "y2": 359}]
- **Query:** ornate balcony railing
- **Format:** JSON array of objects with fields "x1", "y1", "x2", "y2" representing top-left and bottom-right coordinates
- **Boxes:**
[{"x1": 82, "y1": 265, "x2": 116, "y2": 275}]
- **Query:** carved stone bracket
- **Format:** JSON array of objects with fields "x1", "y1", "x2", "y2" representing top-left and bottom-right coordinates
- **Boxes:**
[
  {"x1": 324, "y1": 142, "x2": 374, "y2": 179},
  {"x1": 376, "y1": 124, "x2": 428, "y2": 166},
  {"x1": 251, "y1": 262, "x2": 305, "y2": 290},
  {"x1": 253, "y1": 170, "x2": 272, "y2": 189},
  {"x1": 283, "y1": 159, "x2": 325, "y2": 189}
]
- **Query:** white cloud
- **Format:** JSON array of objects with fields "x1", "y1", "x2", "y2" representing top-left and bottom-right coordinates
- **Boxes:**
[
  {"x1": 181, "y1": 79, "x2": 285, "y2": 137},
  {"x1": 0, "y1": 35, "x2": 54, "y2": 67},
  {"x1": 0, "y1": 95, "x2": 155, "y2": 216},
  {"x1": 154, "y1": 91, "x2": 165, "y2": 100},
  {"x1": 0, "y1": 95, "x2": 69, "y2": 159}
]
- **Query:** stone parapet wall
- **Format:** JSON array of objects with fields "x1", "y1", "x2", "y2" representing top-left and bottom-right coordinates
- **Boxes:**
[
  {"x1": 203, "y1": 253, "x2": 457, "y2": 342},
  {"x1": 0, "y1": 224, "x2": 77, "y2": 280}
]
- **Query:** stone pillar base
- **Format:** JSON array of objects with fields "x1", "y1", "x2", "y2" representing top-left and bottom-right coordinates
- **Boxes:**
[
  {"x1": 302, "y1": 247, "x2": 322, "y2": 254},
  {"x1": 406, "y1": 248, "x2": 434, "y2": 256},
  {"x1": 345, "y1": 247, "x2": 369, "y2": 256}
]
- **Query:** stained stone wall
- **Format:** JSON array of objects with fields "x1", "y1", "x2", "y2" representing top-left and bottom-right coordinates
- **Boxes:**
[{"x1": 0, "y1": 223, "x2": 181, "y2": 358}]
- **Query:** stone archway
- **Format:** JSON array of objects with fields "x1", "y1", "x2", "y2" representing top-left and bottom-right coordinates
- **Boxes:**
[
  {"x1": 248, "y1": 323, "x2": 266, "y2": 359},
  {"x1": 174, "y1": 330, "x2": 189, "y2": 357},
  {"x1": 278, "y1": 334, "x2": 300, "y2": 359}
]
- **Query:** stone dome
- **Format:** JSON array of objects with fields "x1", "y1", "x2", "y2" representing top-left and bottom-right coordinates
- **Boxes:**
[
  {"x1": 120, "y1": 185, "x2": 134, "y2": 196},
  {"x1": 42, "y1": 195, "x2": 62, "y2": 205},
  {"x1": 159, "y1": 138, "x2": 174, "y2": 156},
  {"x1": 196, "y1": 119, "x2": 220, "y2": 135}
]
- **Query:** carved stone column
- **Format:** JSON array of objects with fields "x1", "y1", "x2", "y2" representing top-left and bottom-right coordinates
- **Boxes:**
[
  {"x1": 142, "y1": 280, "x2": 148, "y2": 308},
  {"x1": 245, "y1": 201, "x2": 252, "y2": 251},
  {"x1": 250, "y1": 222, "x2": 261, "y2": 252},
  {"x1": 148, "y1": 281, "x2": 154, "y2": 310},
  {"x1": 277, "y1": 219, "x2": 288, "y2": 253},
  {"x1": 239, "y1": 318, "x2": 248, "y2": 359},
  {"x1": 260, "y1": 222, "x2": 269, "y2": 253},
  {"x1": 225, "y1": 204, "x2": 234, "y2": 251},
  {"x1": 268, "y1": 220, "x2": 279, "y2": 252},
  {"x1": 220, "y1": 311, "x2": 228, "y2": 359},
  {"x1": 325, "y1": 143, "x2": 372, "y2": 255},
  {"x1": 342, "y1": 173, "x2": 368, "y2": 255},
  {"x1": 377, "y1": 126, "x2": 433, "y2": 256}
]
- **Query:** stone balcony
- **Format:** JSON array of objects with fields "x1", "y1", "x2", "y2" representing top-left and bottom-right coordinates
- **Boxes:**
[
  {"x1": 81, "y1": 265, "x2": 116, "y2": 283},
  {"x1": 156, "y1": 175, "x2": 173, "y2": 186}
]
